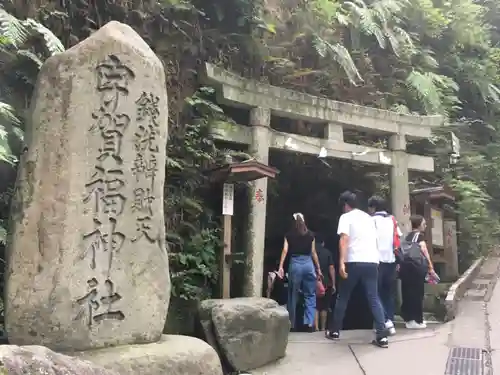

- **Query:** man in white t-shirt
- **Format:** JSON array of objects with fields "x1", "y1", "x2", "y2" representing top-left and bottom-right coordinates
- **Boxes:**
[
  {"x1": 368, "y1": 195, "x2": 402, "y2": 336},
  {"x1": 326, "y1": 191, "x2": 389, "y2": 348}
]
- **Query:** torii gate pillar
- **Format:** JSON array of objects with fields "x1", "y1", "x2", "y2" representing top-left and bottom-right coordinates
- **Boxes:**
[
  {"x1": 390, "y1": 134, "x2": 411, "y2": 233},
  {"x1": 244, "y1": 108, "x2": 271, "y2": 297}
]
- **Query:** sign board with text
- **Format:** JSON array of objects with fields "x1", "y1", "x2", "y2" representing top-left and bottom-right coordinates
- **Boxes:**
[
  {"x1": 450, "y1": 131, "x2": 460, "y2": 157},
  {"x1": 222, "y1": 183, "x2": 234, "y2": 216},
  {"x1": 431, "y1": 208, "x2": 444, "y2": 247}
]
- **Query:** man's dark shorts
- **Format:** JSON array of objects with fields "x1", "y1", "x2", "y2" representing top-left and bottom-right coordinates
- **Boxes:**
[{"x1": 317, "y1": 287, "x2": 333, "y2": 311}]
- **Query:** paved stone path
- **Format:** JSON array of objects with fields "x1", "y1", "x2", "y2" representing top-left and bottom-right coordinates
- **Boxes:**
[{"x1": 254, "y1": 256, "x2": 500, "y2": 375}]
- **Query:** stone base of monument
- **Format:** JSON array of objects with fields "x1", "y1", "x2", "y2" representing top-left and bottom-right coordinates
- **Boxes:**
[
  {"x1": 197, "y1": 297, "x2": 290, "y2": 373},
  {"x1": 76, "y1": 335, "x2": 223, "y2": 375},
  {"x1": 0, "y1": 345, "x2": 119, "y2": 375}
]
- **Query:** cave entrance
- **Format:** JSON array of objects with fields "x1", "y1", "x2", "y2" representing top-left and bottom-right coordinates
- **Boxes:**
[
  {"x1": 203, "y1": 62, "x2": 438, "y2": 309},
  {"x1": 264, "y1": 150, "x2": 384, "y2": 330}
]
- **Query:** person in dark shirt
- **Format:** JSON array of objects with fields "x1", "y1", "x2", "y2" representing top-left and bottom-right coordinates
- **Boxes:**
[
  {"x1": 278, "y1": 213, "x2": 322, "y2": 332},
  {"x1": 400, "y1": 215, "x2": 435, "y2": 329},
  {"x1": 314, "y1": 234, "x2": 335, "y2": 331}
]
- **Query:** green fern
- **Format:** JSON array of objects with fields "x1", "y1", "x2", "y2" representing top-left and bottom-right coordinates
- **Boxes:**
[
  {"x1": 0, "y1": 223, "x2": 7, "y2": 245},
  {"x1": 0, "y1": 124, "x2": 17, "y2": 165},
  {"x1": 389, "y1": 26, "x2": 415, "y2": 56},
  {"x1": 487, "y1": 83, "x2": 500, "y2": 103},
  {"x1": 311, "y1": 0, "x2": 343, "y2": 22},
  {"x1": 419, "y1": 49, "x2": 439, "y2": 69},
  {"x1": 23, "y1": 19, "x2": 65, "y2": 56},
  {"x1": 0, "y1": 102, "x2": 22, "y2": 165},
  {"x1": 345, "y1": 0, "x2": 386, "y2": 48},
  {"x1": 15, "y1": 49, "x2": 44, "y2": 68},
  {"x1": 0, "y1": 9, "x2": 30, "y2": 48},
  {"x1": 0, "y1": 9, "x2": 65, "y2": 167},
  {"x1": 179, "y1": 196, "x2": 204, "y2": 215},
  {"x1": 407, "y1": 71, "x2": 461, "y2": 115},
  {"x1": 180, "y1": 221, "x2": 199, "y2": 233},
  {"x1": 390, "y1": 103, "x2": 411, "y2": 113},
  {"x1": 313, "y1": 35, "x2": 363, "y2": 84},
  {"x1": 406, "y1": 70, "x2": 447, "y2": 114},
  {"x1": 342, "y1": 0, "x2": 413, "y2": 54},
  {"x1": 166, "y1": 231, "x2": 184, "y2": 245},
  {"x1": 0, "y1": 102, "x2": 21, "y2": 127},
  {"x1": 0, "y1": 9, "x2": 65, "y2": 91},
  {"x1": 166, "y1": 155, "x2": 184, "y2": 170},
  {"x1": 0, "y1": 10, "x2": 64, "y2": 56}
]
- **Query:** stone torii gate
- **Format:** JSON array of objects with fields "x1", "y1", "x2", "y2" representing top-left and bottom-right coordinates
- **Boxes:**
[{"x1": 202, "y1": 63, "x2": 445, "y2": 297}]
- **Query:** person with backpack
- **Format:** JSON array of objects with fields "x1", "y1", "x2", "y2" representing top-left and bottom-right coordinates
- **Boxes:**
[
  {"x1": 368, "y1": 196, "x2": 402, "y2": 336},
  {"x1": 399, "y1": 215, "x2": 435, "y2": 329}
]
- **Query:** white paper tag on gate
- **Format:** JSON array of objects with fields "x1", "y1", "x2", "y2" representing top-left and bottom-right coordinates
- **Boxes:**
[
  {"x1": 378, "y1": 151, "x2": 392, "y2": 165},
  {"x1": 222, "y1": 183, "x2": 234, "y2": 216}
]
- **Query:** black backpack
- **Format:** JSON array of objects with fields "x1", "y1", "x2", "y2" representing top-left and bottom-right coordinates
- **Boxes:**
[{"x1": 399, "y1": 232, "x2": 428, "y2": 271}]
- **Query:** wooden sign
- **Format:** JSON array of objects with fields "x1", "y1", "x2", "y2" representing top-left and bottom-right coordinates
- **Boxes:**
[
  {"x1": 431, "y1": 208, "x2": 444, "y2": 247},
  {"x1": 222, "y1": 183, "x2": 234, "y2": 216}
]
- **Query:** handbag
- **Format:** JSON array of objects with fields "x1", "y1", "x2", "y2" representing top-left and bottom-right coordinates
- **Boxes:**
[
  {"x1": 391, "y1": 216, "x2": 401, "y2": 249},
  {"x1": 425, "y1": 270, "x2": 441, "y2": 284},
  {"x1": 391, "y1": 216, "x2": 404, "y2": 263},
  {"x1": 316, "y1": 278, "x2": 326, "y2": 297}
]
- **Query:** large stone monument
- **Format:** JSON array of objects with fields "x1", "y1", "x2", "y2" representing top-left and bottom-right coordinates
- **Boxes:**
[
  {"x1": 5, "y1": 19, "x2": 170, "y2": 351},
  {"x1": 4, "y1": 21, "x2": 223, "y2": 375}
]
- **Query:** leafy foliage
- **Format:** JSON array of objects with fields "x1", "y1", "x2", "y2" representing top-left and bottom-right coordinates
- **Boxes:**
[
  {"x1": 0, "y1": 9, "x2": 65, "y2": 252},
  {"x1": 166, "y1": 87, "x2": 249, "y2": 300},
  {"x1": 169, "y1": 228, "x2": 220, "y2": 300},
  {"x1": 0, "y1": 8, "x2": 64, "y2": 168},
  {"x1": 2, "y1": 0, "x2": 500, "y2": 305}
]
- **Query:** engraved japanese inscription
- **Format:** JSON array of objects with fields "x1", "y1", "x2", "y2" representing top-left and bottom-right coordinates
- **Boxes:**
[
  {"x1": 77, "y1": 54, "x2": 134, "y2": 327},
  {"x1": 132, "y1": 91, "x2": 160, "y2": 243},
  {"x1": 76, "y1": 278, "x2": 125, "y2": 327}
]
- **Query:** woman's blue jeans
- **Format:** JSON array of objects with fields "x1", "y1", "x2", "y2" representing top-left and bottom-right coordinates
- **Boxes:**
[{"x1": 287, "y1": 255, "x2": 316, "y2": 328}]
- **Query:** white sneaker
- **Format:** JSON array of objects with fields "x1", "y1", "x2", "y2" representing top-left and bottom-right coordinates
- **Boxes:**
[
  {"x1": 405, "y1": 320, "x2": 426, "y2": 329},
  {"x1": 385, "y1": 320, "x2": 396, "y2": 335},
  {"x1": 374, "y1": 320, "x2": 396, "y2": 335}
]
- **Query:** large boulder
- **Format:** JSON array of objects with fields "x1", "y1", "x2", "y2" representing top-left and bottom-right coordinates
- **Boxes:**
[
  {"x1": 78, "y1": 335, "x2": 223, "y2": 375},
  {"x1": 0, "y1": 345, "x2": 118, "y2": 375},
  {"x1": 5, "y1": 20, "x2": 170, "y2": 352},
  {"x1": 198, "y1": 297, "x2": 290, "y2": 372}
]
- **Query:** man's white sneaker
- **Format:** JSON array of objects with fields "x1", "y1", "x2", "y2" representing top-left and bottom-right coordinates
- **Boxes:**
[
  {"x1": 373, "y1": 321, "x2": 396, "y2": 335},
  {"x1": 385, "y1": 320, "x2": 396, "y2": 335},
  {"x1": 405, "y1": 320, "x2": 426, "y2": 329}
]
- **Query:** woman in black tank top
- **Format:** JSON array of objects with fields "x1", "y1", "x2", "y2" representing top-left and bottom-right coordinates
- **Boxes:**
[{"x1": 277, "y1": 213, "x2": 322, "y2": 331}]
